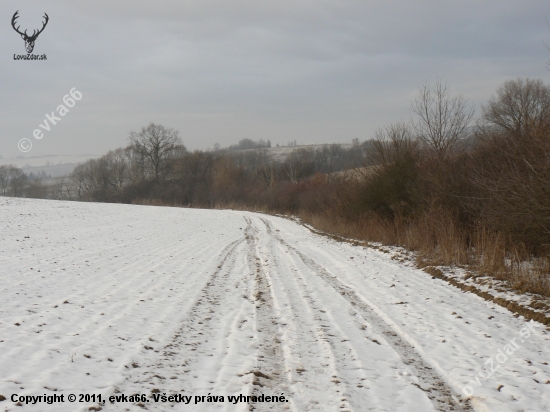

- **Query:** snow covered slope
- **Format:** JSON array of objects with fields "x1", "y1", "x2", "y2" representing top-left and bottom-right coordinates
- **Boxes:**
[{"x1": 0, "y1": 198, "x2": 548, "y2": 411}]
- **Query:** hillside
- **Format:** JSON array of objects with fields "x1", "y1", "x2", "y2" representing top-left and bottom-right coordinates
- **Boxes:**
[{"x1": 0, "y1": 199, "x2": 548, "y2": 411}]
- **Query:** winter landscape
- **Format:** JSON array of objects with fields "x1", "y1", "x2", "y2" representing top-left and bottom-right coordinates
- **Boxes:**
[
  {"x1": 0, "y1": 198, "x2": 549, "y2": 411},
  {"x1": 3, "y1": 1, "x2": 550, "y2": 411}
]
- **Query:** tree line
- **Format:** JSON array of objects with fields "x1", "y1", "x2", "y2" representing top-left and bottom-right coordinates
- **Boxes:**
[{"x1": 3, "y1": 78, "x2": 550, "y2": 296}]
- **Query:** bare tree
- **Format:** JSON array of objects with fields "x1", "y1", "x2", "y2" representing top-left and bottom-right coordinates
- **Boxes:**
[
  {"x1": 411, "y1": 80, "x2": 474, "y2": 156},
  {"x1": 173, "y1": 150, "x2": 216, "y2": 204},
  {"x1": 469, "y1": 79, "x2": 550, "y2": 243},
  {"x1": 257, "y1": 159, "x2": 276, "y2": 187},
  {"x1": 469, "y1": 128, "x2": 550, "y2": 243},
  {"x1": 481, "y1": 78, "x2": 550, "y2": 138},
  {"x1": 314, "y1": 144, "x2": 343, "y2": 177},
  {"x1": 0, "y1": 165, "x2": 29, "y2": 197},
  {"x1": 70, "y1": 164, "x2": 87, "y2": 201},
  {"x1": 109, "y1": 148, "x2": 129, "y2": 196},
  {"x1": 124, "y1": 145, "x2": 147, "y2": 185},
  {"x1": 128, "y1": 123, "x2": 183, "y2": 181},
  {"x1": 284, "y1": 149, "x2": 314, "y2": 183},
  {"x1": 370, "y1": 122, "x2": 418, "y2": 166},
  {"x1": 53, "y1": 177, "x2": 72, "y2": 200},
  {"x1": 8, "y1": 167, "x2": 28, "y2": 197},
  {"x1": 0, "y1": 165, "x2": 9, "y2": 196}
]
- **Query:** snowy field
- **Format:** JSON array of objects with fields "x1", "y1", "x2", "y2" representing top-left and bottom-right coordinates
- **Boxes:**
[{"x1": 0, "y1": 198, "x2": 549, "y2": 411}]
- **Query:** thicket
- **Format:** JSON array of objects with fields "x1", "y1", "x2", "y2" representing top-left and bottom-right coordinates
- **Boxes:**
[{"x1": 5, "y1": 78, "x2": 550, "y2": 296}]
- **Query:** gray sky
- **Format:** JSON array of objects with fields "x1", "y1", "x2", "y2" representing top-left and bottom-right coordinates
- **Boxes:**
[{"x1": 1, "y1": 0, "x2": 549, "y2": 159}]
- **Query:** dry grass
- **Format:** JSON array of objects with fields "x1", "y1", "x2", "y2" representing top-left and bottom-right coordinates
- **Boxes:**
[
  {"x1": 403, "y1": 210, "x2": 469, "y2": 266},
  {"x1": 132, "y1": 199, "x2": 186, "y2": 207},
  {"x1": 471, "y1": 226, "x2": 550, "y2": 295},
  {"x1": 298, "y1": 210, "x2": 550, "y2": 297}
]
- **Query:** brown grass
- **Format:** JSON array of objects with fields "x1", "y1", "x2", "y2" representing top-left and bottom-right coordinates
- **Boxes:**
[
  {"x1": 298, "y1": 210, "x2": 550, "y2": 297},
  {"x1": 132, "y1": 198, "x2": 183, "y2": 207}
]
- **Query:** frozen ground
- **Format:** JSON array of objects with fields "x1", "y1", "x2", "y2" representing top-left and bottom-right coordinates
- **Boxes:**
[{"x1": 0, "y1": 198, "x2": 548, "y2": 411}]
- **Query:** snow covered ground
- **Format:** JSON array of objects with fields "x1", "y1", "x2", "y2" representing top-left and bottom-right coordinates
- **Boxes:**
[{"x1": 0, "y1": 198, "x2": 549, "y2": 411}]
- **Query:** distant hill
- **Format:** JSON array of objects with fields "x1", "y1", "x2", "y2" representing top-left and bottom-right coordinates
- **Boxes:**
[
  {"x1": 230, "y1": 143, "x2": 354, "y2": 161},
  {"x1": 0, "y1": 154, "x2": 100, "y2": 178}
]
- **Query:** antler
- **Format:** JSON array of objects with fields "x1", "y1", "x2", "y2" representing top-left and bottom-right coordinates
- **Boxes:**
[
  {"x1": 11, "y1": 11, "x2": 27, "y2": 37},
  {"x1": 29, "y1": 13, "x2": 49, "y2": 39}
]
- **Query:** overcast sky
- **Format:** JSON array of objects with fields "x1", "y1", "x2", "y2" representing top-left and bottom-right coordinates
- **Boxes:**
[{"x1": 1, "y1": 0, "x2": 549, "y2": 159}]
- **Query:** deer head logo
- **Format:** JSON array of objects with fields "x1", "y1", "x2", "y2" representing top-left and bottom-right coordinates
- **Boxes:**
[{"x1": 11, "y1": 11, "x2": 49, "y2": 54}]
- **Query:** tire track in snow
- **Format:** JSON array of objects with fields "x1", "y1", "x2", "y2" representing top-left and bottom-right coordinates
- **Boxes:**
[
  {"x1": 256, "y1": 217, "x2": 436, "y2": 411},
  {"x1": 111, "y1": 233, "x2": 248, "y2": 410},
  {"x1": 259, "y1": 217, "x2": 472, "y2": 412},
  {"x1": 243, "y1": 217, "x2": 291, "y2": 411},
  {"x1": 257, "y1": 221, "x2": 373, "y2": 411}
]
